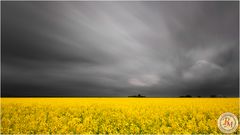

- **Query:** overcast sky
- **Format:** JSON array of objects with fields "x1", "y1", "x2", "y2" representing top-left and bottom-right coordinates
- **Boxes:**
[{"x1": 2, "y1": 1, "x2": 239, "y2": 97}]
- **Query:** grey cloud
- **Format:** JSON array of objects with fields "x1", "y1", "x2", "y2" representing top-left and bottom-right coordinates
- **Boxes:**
[
  {"x1": 182, "y1": 60, "x2": 224, "y2": 82},
  {"x1": 1, "y1": 1, "x2": 239, "y2": 97}
]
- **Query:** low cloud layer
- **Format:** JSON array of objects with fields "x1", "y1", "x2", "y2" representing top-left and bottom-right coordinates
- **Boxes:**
[{"x1": 2, "y1": 1, "x2": 239, "y2": 97}]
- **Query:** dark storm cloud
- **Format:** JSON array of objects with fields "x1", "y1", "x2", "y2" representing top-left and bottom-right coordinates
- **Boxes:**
[{"x1": 1, "y1": 1, "x2": 239, "y2": 97}]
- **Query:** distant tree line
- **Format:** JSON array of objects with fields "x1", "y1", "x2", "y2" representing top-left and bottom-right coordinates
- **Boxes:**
[
  {"x1": 179, "y1": 94, "x2": 226, "y2": 98},
  {"x1": 128, "y1": 94, "x2": 146, "y2": 98}
]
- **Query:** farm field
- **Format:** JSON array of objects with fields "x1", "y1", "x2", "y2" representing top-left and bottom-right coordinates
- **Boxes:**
[{"x1": 1, "y1": 98, "x2": 239, "y2": 134}]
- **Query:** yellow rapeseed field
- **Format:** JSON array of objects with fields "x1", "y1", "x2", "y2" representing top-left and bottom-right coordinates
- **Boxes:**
[{"x1": 1, "y1": 98, "x2": 239, "y2": 134}]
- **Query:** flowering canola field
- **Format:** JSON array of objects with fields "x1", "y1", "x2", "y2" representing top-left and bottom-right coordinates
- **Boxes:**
[{"x1": 1, "y1": 98, "x2": 239, "y2": 134}]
